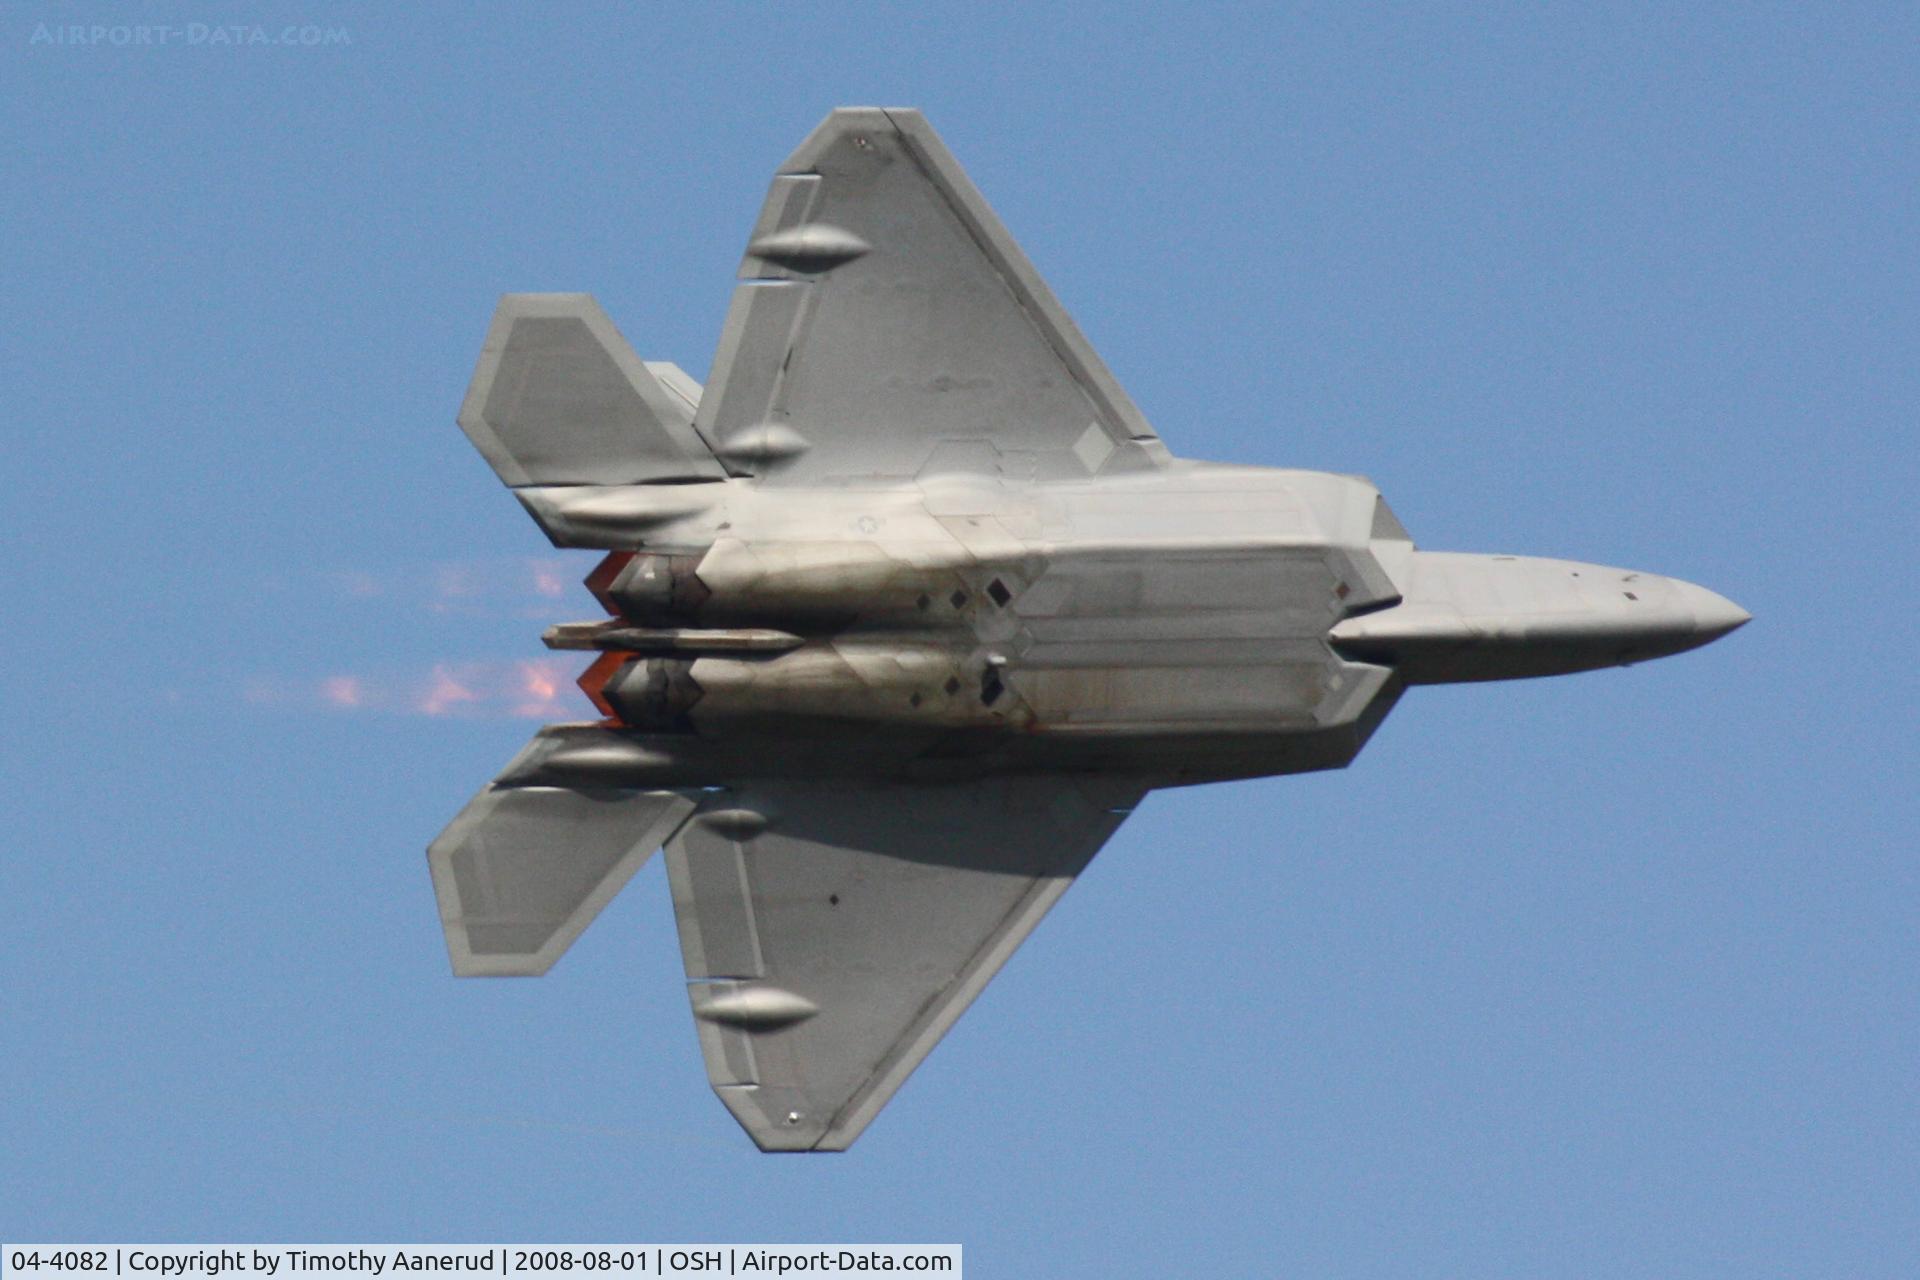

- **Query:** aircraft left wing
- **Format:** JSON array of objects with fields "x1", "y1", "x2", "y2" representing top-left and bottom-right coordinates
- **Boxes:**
[
  {"x1": 664, "y1": 776, "x2": 1146, "y2": 1151},
  {"x1": 696, "y1": 108, "x2": 1170, "y2": 484}
]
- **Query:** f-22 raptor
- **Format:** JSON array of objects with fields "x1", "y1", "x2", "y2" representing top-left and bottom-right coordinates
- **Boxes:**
[{"x1": 430, "y1": 108, "x2": 1748, "y2": 1151}]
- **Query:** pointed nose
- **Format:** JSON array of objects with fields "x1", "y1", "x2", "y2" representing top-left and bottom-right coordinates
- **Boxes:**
[{"x1": 1672, "y1": 580, "x2": 1752, "y2": 640}]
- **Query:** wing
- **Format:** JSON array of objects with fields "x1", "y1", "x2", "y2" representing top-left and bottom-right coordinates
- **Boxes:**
[
  {"x1": 696, "y1": 108, "x2": 1170, "y2": 485},
  {"x1": 428, "y1": 732, "x2": 698, "y2": 976},
  {"x1": 663, "y1": 775, "x2": 1146, "y2": 1151}
]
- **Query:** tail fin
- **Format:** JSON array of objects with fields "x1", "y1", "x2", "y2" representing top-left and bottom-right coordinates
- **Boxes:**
[{"x1": 456, "y1": 295, "x2": 726, "y2": 543}]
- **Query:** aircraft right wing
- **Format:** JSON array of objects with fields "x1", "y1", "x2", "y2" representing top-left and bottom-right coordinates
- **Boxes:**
[
  {"x1": 663, "y1": 775, "x2": 1146, "y2": 1151},
  {"x1": 696, "y1": 108, "x2": 1171, "y2": 485}
]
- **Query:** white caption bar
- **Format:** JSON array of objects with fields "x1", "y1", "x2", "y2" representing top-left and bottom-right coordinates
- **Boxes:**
[{"x1": 3, "y1": 1248, "x2": 960, "y2": 1280}]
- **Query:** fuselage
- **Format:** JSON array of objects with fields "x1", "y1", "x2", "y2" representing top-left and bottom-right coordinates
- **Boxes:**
[{"x1": 507, "y1": 461, "x2": 1747, "y2": 792}]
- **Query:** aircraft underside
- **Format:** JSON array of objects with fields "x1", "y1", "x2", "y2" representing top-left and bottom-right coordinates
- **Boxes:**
[{"x1": 427, "y1": 108, "x2": 1746, "y2": 1151}]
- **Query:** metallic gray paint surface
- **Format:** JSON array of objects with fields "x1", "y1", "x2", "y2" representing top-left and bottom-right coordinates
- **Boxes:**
[
  {"x1": 428, "y1": 107, "x2": 1747, "y2": 1151},
  {"x1": 1329, "y1": 552, "x2": 1749, "y2": 683}
]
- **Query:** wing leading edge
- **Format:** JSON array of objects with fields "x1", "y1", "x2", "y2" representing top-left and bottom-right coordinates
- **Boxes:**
[{"x1": 664, "y1": 776, "x2": 1146, "y2": 1151}]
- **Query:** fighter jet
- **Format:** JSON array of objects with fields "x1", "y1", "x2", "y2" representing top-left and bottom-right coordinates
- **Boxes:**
[{"x1": 429, "y1": 108, "x2": 1748, "y2": 1152}]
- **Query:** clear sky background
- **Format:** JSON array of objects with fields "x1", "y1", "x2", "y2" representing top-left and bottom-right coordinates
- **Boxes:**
[{"x1": 3, "y1": 3, "x2": 1915, "y2": 1274}]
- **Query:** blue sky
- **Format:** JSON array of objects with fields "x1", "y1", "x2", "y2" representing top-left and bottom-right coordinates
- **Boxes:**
[{"x1": 3, "y1": 3, "x2": 1915, "y2": 1274}]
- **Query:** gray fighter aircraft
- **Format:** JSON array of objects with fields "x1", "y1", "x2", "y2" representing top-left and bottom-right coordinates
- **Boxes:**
[{"x1": 429, "y1": 108, "x2": 1748, "y2": 1152}]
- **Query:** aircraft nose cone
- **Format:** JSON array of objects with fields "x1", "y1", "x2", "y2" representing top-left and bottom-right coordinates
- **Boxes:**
[{"x1": 1672, "y1": 579, "x2": 1751, "y2": 640}]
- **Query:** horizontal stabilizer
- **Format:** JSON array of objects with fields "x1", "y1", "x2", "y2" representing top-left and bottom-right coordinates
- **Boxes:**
[
  {"x1": 457, "y1": 295, "x2": 726, "y2": 543},
  {"x1": 428, "y1": 780, "x2": 696, "y2": 976}
]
